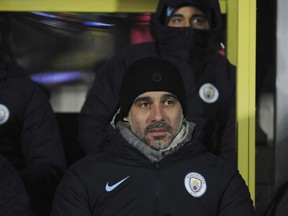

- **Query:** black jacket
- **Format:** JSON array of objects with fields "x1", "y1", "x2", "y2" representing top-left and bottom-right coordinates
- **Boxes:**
[
  {"x1": 52, "y1": 123, "x2": 254, "y2": 216},
  {"x1": 0, "y1": 55, "x2": 66, "y2": 215},
  {"x1": 78, "y1": 0, "x2": 236, "y2": 167},
  {"x1": 0, "y1": 155, "x2": 33, "y2": 216}
]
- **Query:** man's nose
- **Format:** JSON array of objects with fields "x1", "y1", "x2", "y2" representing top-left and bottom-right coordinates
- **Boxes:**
[
  {"x1": 150, "y1": 105, "x2": 166, "y2": 121},
  {"x1": 183, "y1": 19, "x2": 191, "y2": 27}
]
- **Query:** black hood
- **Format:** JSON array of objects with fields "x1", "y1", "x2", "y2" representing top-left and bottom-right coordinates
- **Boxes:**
[
  {"x1": 0, "y1": 17, "x2": 26, "y2": 79},
  {"x1": 151, "y1": 0, "x2": 223, "y2": 47}
]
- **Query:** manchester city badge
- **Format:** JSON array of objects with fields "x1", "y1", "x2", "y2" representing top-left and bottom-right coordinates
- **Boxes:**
[
  {"x1": 199, "y1": 83, "x2": 219, "y2": 103},
  {"x1": 184, "y1": 172, "x2": 207, "y2": 198},
  {"x1": 0, "y1": 104, "x2": 9, "y2": 125}
]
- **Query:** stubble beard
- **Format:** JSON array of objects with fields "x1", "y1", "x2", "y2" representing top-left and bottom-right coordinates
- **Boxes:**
[{"x1": 143, "y1": 122, "x2": 174, "y2": 150}]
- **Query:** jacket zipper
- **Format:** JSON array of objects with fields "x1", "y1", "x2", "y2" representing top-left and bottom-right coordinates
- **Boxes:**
[{"x1": 154, "y1": 162, "x2": 160, "y2": 216}]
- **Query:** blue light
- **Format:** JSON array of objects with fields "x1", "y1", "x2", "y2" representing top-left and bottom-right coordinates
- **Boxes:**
[
  {"x1": 31, "y1": 71, "x2": 83, "y2": 84},
  {"x1": 83, "y1": 21, "x2": 114, "y2": 27},
  {"x1": 32, "y1": 12, "x2": 59, "y2": 19}
]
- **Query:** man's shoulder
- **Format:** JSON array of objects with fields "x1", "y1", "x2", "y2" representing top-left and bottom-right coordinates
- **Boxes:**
[
  {"x1": 66, "y1": 152, "x2": 111, "y2": 174},
  {"x1": 102, "y1": 42, "x2": 158, "y2": 70},
  {"x1": 197, "y1": 152, "x2": 236, "y2": 173},
  {"x1": 208, "y1": 52, "x2": 236, "y2": 70},
  {"x1": 117, "y1": 42, "x2": 157, "y2": 58},
  {"x1": 204, "y1": 52, "x2": 236, "y2": 82}
]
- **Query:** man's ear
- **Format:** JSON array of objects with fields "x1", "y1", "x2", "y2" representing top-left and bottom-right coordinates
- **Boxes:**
[{"x1": 123, "y1": 117, "x2": 129, "y2": 122}]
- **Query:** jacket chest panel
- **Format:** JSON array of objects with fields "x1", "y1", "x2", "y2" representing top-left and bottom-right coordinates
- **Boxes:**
[{"x1": 89, "y1": 162, "x2": 220, "y2": 216}]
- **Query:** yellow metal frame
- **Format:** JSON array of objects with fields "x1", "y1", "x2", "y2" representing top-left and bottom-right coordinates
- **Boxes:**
[
  {"x1": 0, "y1": 0, "x2": 226, "y2": 12},
  {"x1": 0, "y1": 0, "x2": 255, "y2": 199},
  {"x1": 226, "y1": 0, "x2": 256, "y2": 200}
]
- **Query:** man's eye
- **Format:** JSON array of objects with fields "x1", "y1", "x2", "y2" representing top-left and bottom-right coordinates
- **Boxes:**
[
  {"x1": 164, "y1": 99, "x2": 175, "y2": 106},
  {"x1": 139, "y1": 102, "x2": 150, "y2": 108},
  {"x1": 190, "y1": 16, "x2": 208, "y2": 28},
  {"x1": 169, "y1": 17, "x2": 183, "y2": 25},
  {"x1": 192, "y1": 17, "x2": 206, "y2": 24}
]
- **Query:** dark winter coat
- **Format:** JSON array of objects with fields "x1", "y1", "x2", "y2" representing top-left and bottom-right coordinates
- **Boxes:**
[
  {"x1": 0, "y1": 54, "x2": 66, "y2": 215},
  {"x1": 52, "y1": 123, "x2": 254, "y2": 216},
  {"x1": 0, "y1": 155, "x2": 33, "y2": 216}
]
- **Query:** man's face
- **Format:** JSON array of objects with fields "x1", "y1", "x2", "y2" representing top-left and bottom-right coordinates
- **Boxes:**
[
  {"x1": 167, "y1": 6, "x2": 209, "y2": 29},
  {"x1": 124, "y1": 91, "x2": 183, "y2": 150}
]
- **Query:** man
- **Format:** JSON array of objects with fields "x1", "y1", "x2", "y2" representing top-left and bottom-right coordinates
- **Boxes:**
[
  {"x1": 52, "y1": 57, "x2": 254, "y2": 216},
  {"x1": 78, "y1": 0, "x2": 237, "y2": 167},
  {"x1": 0, "y1": 155, "x2": 33, "y2": 216},
  {"x1": 0, "y1": 17, "x2": 66, "y2": 215},
  {"x1": 0, "y1": 53, "x2": 66, "y2": 215}
]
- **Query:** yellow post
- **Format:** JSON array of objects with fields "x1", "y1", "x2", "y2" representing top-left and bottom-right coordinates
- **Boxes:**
[
  {"x1": 226, "y1": 0, "x2": 256, "y2": 201},
  {"x1": 0, "y1": 0, "x2": 227, "y2": 13},
  {"x1": 0, "y1": 0, "x2": 157, "y2": 12}
]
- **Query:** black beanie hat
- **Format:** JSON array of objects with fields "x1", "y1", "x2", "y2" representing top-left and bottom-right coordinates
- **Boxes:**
[{"x1": 118, "y1": 57, "x2": 186, "y2": 121}]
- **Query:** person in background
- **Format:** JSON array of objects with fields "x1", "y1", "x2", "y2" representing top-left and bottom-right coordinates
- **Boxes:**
[
  {"x1": 0, "y1": 15, "x2": 66, "y2": 216},
  {"x1": 52, "y1": 57, "x2": 254, "y2": 216},
  {"x1": 0, "y1": 154, "x2": 33, "y2": 216},
  {"x1": 78, "y1": 0, "x2": 237, "y2": 168}
]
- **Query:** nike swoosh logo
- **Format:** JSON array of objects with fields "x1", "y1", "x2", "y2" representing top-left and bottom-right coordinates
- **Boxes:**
[{"x1": 105, "y1": 176, "x2": 130, "y2": 192}]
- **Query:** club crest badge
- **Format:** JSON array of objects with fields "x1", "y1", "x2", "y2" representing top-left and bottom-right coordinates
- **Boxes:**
[
  {"x1": 199, "y1": 83, "x2": 219, "y2": 103},
  {"x1": 0, "y1": 104, "x2": 9, "y2": 125},
  {"x1": 184, "y1": 172, "x2": 207, "y2": 198}
]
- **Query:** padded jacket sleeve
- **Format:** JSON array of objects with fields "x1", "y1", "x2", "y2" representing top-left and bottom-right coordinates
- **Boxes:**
[
  {"x1": 51, "y1": 165, "x2": 91, "y2": 216},
  {"x1": 77, "y1": 54, "x2": 126, "y2": 153},
  {"x1": 18, "y1": 77, "x2": 66, "y2": 190},
  {"x1": 218, "y1": 168, "x2": 256, "y2": 216},
  {"x1": 217, "y1": 63, "x2": 237, "y2": 168}
]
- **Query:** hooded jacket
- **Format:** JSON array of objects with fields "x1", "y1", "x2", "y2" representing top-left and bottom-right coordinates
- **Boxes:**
[
  {"x1": 78, "y1": 0, "x2": 236, "y2": 167},
  {"x1": 52, "y1": 121, "x2": 255, "y2": 216},
  {"x1": 0, "y1": 54, "x2": 66, "y2": 215}
]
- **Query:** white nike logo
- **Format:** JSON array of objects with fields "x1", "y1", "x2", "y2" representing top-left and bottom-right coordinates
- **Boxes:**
[{"x1": 105, "y1": 176, "x2": 130, "y2": 192}]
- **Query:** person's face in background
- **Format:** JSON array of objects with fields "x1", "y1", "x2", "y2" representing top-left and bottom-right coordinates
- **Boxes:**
[
  {"x1": 124, "y1": 91, "x2": 183, "y2": 150},
  {"x1": 167, "y1": 6, "x2": 209, "y2": 29}
]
